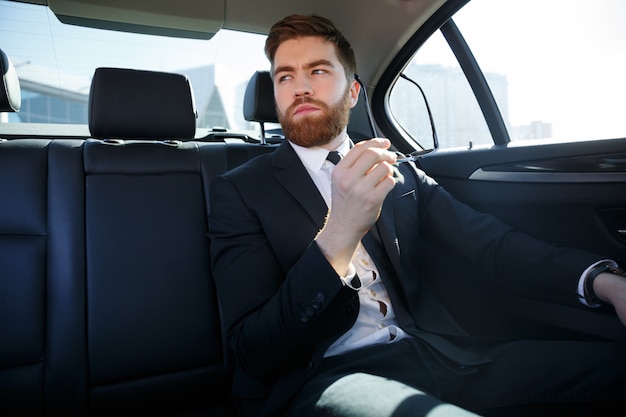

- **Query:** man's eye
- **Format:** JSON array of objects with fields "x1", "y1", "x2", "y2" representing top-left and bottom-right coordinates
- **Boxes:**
[
  {"x1": 312, "y1": 69, "x2": 327, "y2": 75},
  {"x1": 278, "y1": 75, "x2": 292, "y2": 82}
]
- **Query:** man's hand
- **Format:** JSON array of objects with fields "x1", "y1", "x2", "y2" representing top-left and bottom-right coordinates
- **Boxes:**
[
  {"x1": 594, "y1": 272, "x2": 626, "y2": 327},
  {"x1": 315, "y1": 138, "x2": 397, "y2": 276}
]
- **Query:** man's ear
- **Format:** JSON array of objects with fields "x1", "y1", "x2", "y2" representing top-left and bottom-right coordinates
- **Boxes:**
[{"x1": 348, "y1": 78, "x2": 360, "y2": 109}]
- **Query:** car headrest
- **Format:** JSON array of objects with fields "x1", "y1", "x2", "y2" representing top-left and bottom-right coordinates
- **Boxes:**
[
  {"x1": 0, "y1": 48, "x2": 21, "y2": 113},
  {"x1": 243, "y1": 71, "x2": 278, "y2": 124},
  {"x1": 88, "y1": 67, "x2": 197, "y2": 140}
]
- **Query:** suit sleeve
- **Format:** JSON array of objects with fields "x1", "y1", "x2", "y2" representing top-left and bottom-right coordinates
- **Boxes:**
[
  {"x1": 208, "y1": 174, "x2": 357, "y2": 382},
  {"x1": 406, "y1": 165, "x2": 605, "y2": 306}
]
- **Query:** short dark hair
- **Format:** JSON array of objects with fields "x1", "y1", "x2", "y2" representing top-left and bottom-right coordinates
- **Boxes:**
[{"x1": 265, "y1": 14, "x2": 357, "y2": 80}]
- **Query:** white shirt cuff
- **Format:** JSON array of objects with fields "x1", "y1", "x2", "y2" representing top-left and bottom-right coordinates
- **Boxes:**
[{"x1": 340, "y1": 263, "x2": 361, "y2": 290}]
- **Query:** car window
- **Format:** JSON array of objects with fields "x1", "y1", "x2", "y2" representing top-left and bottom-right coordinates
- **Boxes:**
[
  {"x1": 0, "y1": 0, "x2": 270, "y2": 136},
  {"x1": 388, "y1": 0, "x2": 626, "y2": 150}
]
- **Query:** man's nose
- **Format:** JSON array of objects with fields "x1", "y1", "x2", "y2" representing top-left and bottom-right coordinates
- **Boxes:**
[{"x1": 294, "y1": 76, "x2": 313, "y2": 97}]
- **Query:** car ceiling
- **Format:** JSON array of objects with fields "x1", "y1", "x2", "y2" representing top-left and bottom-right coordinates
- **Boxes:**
[{"x1": 13, "y1": 0, "x2": 446, "y2": 90}]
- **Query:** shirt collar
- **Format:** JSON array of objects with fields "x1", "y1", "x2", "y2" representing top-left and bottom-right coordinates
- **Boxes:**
[{"x1": 289, "y1": 135, "x2": 352, "y2": 174}]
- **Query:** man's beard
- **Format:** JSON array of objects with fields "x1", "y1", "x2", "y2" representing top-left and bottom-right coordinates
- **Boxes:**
[{"x1": 278, "y1": 89, "x2": 351, "y2": 148}]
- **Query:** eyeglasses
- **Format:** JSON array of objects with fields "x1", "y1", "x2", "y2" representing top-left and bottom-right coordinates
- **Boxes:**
[
  {"x1": 395, "y1": 149, "x2": 434, "y2": 164},
  {"x1": 354, "y1": 73, "x2": 434, "y2": 165},
  {"x1": 395, "y1": 155, "x2": 419, "y2": 164}
]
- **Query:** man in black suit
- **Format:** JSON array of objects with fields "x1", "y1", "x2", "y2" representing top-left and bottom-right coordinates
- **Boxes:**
[{"x1": 209, "y1": 14, "x2": 626, "y2": 417}]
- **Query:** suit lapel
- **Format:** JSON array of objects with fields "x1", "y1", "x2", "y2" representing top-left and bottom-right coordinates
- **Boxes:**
[
  {"x1": 272, "y1": 141, "x2": 328, "y2": 229},
  {"x1": 376, "y1": 194, "x2": 401, "y2": 273}
]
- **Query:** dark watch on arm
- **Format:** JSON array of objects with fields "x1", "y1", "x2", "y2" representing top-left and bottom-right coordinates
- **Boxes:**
[{"x1": 584, "y1": 263, "x2": 626, "y2": 306}]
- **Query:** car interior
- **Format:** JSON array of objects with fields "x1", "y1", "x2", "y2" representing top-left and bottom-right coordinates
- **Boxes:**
[{"x1": 1, "y1": 0, "x2": 625, "y2": 415}]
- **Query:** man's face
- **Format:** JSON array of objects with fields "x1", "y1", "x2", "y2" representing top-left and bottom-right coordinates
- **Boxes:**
[{"x1": 272, "y1": 36, "x2": 359, "y2": 148}]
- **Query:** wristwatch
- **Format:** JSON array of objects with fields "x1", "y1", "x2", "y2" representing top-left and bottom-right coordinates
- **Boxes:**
[{"x1": 584, "y1": 263, "x2": 626, "y2": 306}]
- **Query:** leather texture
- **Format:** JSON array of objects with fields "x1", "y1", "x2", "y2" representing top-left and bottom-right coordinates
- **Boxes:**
[
  {"x1": 88, "y1": 67, "x2": 197, "y2": 140},
  {"x1": 243, "y1": 70, "x2": 278, "y2": 123}
]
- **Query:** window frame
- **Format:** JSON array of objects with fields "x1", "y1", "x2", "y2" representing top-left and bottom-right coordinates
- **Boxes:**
[
  {"x1": 373, "y1": 0, "x2": 470, "y2": 155},
  {"x1": 376, "y1": 0, "x2": 510, "y2": 152}
]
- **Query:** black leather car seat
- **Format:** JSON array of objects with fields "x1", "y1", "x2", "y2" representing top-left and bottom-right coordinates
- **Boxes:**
[
  {"x1": 88, "y1": 67, "x2": 197, "y2": 140},
  {"x1": 242, "y1": 70, "x2": 278, "y2": 144}
]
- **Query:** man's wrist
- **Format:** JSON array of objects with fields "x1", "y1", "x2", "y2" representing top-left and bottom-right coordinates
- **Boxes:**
[{"x1": 581, "y1": 262, "x2": 626, "y2": 306}]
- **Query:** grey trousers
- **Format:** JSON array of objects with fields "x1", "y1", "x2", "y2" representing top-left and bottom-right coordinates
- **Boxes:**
[{"x1": 284, "y1": 336, "x2": 626, "y2": 417}]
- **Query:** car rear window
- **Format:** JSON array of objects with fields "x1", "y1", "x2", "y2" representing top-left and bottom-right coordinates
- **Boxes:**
[{"x1": 0, "y1": 0, "x2": 270, "y2": 136}]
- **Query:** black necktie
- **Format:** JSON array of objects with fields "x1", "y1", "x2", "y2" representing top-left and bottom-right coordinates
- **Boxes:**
[{"x1": 326, "y1": 151, "x2": 342, "y2": 165}]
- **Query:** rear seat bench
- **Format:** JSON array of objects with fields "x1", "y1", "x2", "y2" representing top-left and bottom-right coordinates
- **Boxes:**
[{"x1": 0, "y1": 65, "x2": 277, "y2": 415}]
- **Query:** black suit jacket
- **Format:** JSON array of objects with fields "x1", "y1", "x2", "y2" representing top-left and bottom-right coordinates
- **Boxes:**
[{"x1": 208, "y1": 140, "x2": 603, "y2": 417}]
